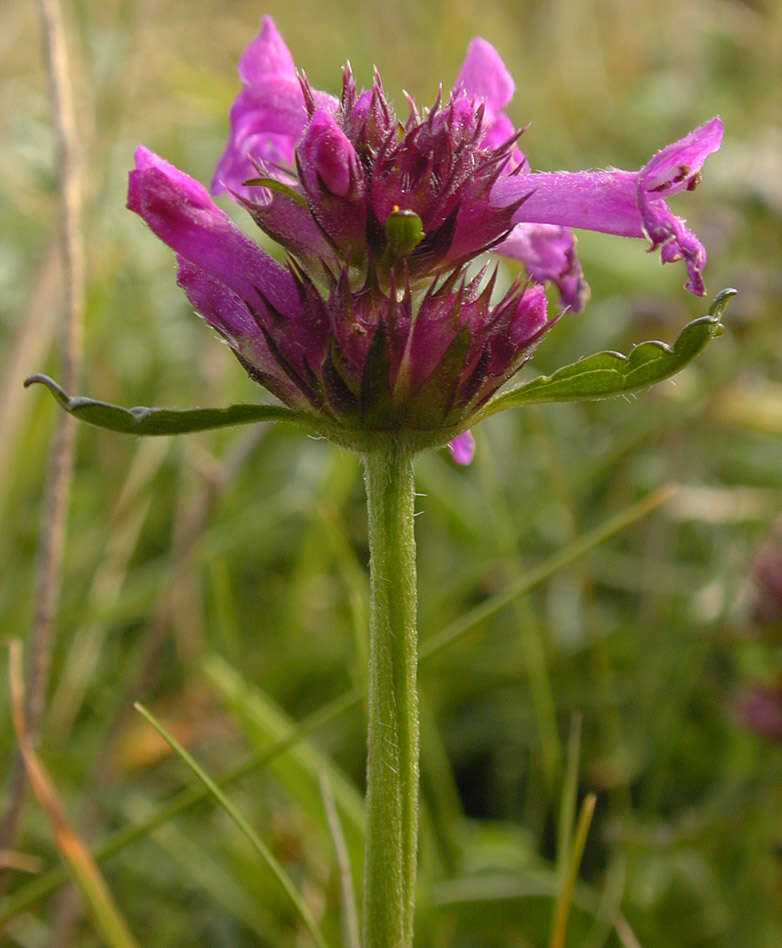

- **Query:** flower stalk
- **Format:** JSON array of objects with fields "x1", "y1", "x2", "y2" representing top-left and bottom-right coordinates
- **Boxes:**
[{"x1": 362, "y1": 439, "x2": 419, "y2": 947}]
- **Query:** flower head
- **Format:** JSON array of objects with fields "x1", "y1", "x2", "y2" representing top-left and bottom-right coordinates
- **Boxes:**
[
  {"x1": 735, "y1": 684, "x2": 782, "y2": 743},
  {"x1": 750, "y1": 520, "x2": 782, "y2": 626},
  {"x1": 128, "y1": 17, "x2": 721, "y2": 458}
]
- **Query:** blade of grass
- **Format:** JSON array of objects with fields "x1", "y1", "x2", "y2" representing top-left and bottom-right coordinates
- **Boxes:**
[
  {"x1": 582, "y1": 856, "x2": 628, "y2": 948},
  {"x1": 0, "y1": 243, "x2": 60, "y2": 521},
  {"x1": 7, "y1": 641, "x2": 138, "y2": 948},
  {"x1": 203, "y1": 653, "x2": 366, "y2": 930},
  {"x1": 479, "y1": 428, "x2": 562, "y2": 789},
  {"x1": 318, "y1": 768, "x2": 361, "y2": 948},
  {"x1": 125, "y1": 799, "x2": 277, "y2": 939},
  {"x1": 556, "y1": 713, "x2": 583, "y2": 880},
  {"x1": 208, "y1": 557, "x2": 242, "y2": 664},
  {"x1": 133, "y1": 701, "x2": 329, "y2": 948},
  {"x1": 48, "y1": 437, "x2": 169, "y2": 742},
  {"x1": 203, "y1": 654, "x2": 365, "y2": 878},
  {"x1": 421, "y1": 485, "x2": 676, "y2": 660},
  {"x1": 0, "y1": 689, "x2": 361, "y2": 927},
  {"x1": 0, "y1": 851, "x2": 44, "y2": 874},
  {"x1": 431, "y1": 862, "x2": 642, "y2": 947},
  {"x1": 419, "y1": 699, "x2": 464, "y2": 875},
  {"x1": 613, "y1": 911, "x2": 644, "y2": 948},
  {"x1": 550, "y1": 713, "x2": 583, "y2": 947},
  {"x1": 0, "y1": 487, "x2": 673, "y2": 924},
  {"x1": 549, "y1": 793, "x2": 597, "y2": 948}
]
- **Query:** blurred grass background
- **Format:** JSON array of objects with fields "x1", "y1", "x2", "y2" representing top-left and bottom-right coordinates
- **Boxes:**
[{"x1": 2, "y1": 0, "x2": 782, "y2": 944}]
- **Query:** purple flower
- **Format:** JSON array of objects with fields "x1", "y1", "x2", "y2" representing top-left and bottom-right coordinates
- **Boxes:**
[
  {"x1": 750, "y1": 522, "x2": 782, "y2": 626},
  {"x1": 449, "y1": 431, "x2": 476, "y2": 466},
  {"x1": 128, "y1": 16, "x2": 721, "y2": 454},
  {"x1": 735, "y1": 685, "x2": 782, "y2": 743}
]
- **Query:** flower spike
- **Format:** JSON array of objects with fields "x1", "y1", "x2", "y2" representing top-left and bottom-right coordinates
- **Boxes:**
[{"x1": 123, "y1": 17, "x2": 722, "y2": 460}]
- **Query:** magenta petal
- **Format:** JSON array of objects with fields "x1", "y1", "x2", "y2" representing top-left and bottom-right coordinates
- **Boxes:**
[
  {"x1": 736, "y1": 686, "x2": 782, "y2": 742},
  {"x1": 212, "y1": 81, "x2": 338, "y2": 197},
  {"x1": 212, "y1": 17, "x2": 338, "y2": 197},
  {"x1": 176, "y1": 257, "x2": 256, "y2": 340},
  {"x1": 479, "y1": 111, "x2": 526, "y2": 157},
  {"x1": 453, "y1": 38, "x2": 524, "y2": 157},
  {"x1": 497, "y1": 223, "x2": 590, "y2": 312},
  {"x1": 128, "y1": 146, "x2": 299, "y2": 318},
  {"x1": 493, "y1": 168, "x2": 642, "y2": 235},
  {"x1": 238, "y1": 16, "x2": 297, "y2": 86},
  {"x1": 454, "y1": 38, "x2": 514, "y2": 111},
  {"x1": 211, "y1": 81, "x2": 309, "y2": 196},
  {"x1": 296, "y1": 109, "x2": 366, "y2": 251},
  {"x1": 449, "y1": 430, "x2": 475, "y2": 465},
  {"x1": 212, "y1": 17, "x2": 301, "y2": 195},
  {"x1": 239, "y1": 184, "x2": 334, "y2": 265}
]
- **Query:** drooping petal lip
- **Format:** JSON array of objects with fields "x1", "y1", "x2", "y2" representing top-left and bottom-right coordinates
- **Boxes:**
[
  {"x1": 641, "y1": 116, "x2": 723, "y2": 196},
  {"x1": 496, "y1": 223, "x2": 590, "y2": 313},
  {"x1": 490, "y1": 118, "x2": 723, "y2": 295}
]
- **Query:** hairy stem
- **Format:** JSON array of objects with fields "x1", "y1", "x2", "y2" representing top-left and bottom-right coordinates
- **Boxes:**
[{"x1": 361, "y1": 441, "x2": 419, "y2": 948}]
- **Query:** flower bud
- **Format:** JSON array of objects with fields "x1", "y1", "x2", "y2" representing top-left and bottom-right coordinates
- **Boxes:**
[
  {"x1": 299, "y1": 109, "x2": 358, "y2": 198},
  {"x1": 297, "y1": 109, "x2": 366, "y2": 252}
]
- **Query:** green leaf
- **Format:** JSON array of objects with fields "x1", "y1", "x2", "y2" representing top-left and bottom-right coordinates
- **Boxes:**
[
  {"x1": 25, "y1": 373, "x2": 320, "y2": 436},
  {"x1": 202, "y1": 653, "x2": 365, "y2": 855},
  {"x1": 242, "y1": 176, "x2": 307, "y2": 205},
  {"x1": 133, "y1": 702, "x2": 329, "y2": 948},
  {"x1": 480, "y1": 289, "x2": 736, "y2": 418},
  {"x1": 549, "y1": 794, "x2": 597, "y2": 948}
]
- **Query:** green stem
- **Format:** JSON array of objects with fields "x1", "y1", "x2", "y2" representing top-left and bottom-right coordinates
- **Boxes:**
[{"x1": 361, "y1": 439, "x2": 419, "y2": 948}]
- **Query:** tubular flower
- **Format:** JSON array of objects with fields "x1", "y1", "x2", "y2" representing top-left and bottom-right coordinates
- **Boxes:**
[{"x1": 128, "y1": 17, "x2": 721, "y2": 462}]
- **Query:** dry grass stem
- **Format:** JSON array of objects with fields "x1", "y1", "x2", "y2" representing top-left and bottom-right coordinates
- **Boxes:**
[{"x1": 0, "y1": 0, "x2": 85, "y2": 884}]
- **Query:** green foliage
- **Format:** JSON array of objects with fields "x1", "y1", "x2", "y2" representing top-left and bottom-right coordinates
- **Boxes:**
[
  {"x1": 482, "y1": 291, "x2": 734, "y2": 416},
  {"x1": 25, "y1": 373, "x2": 318, "y2": 435}
]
